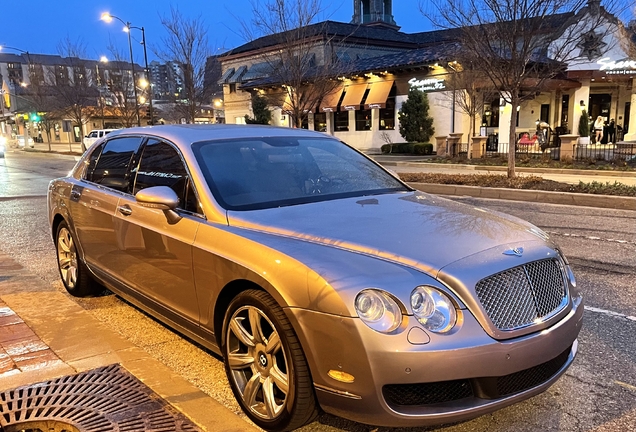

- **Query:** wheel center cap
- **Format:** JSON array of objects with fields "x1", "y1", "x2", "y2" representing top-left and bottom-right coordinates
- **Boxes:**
[{"x1": 258, "y1": 353, "x2": 268, "y2": 368}]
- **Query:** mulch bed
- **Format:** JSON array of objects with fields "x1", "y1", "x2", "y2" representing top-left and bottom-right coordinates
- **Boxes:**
[{"x1": 399, "y1": 173, "x2": 636, "y2": 197}]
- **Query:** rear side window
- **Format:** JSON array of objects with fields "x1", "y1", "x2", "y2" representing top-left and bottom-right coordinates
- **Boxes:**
[
  {"x1": 88, "y1": 137, "x2": 143, "y2": 192},
  {"x1": 133, "y1": 139, "x2": 200, "y2": 213}
]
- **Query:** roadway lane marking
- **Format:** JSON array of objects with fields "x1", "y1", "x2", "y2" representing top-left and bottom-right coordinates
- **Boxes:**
[
  {"x1": 547, "y1": 231, "x2": 636, "y2": 246},
  {"x1": 584, "y1": 306, "x2": 636, "y2": 323},
  {"x1": 614, "y1": 381, "x2": 636, "y2": 393}
]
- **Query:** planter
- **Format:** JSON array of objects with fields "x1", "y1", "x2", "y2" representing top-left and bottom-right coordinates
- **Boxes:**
[{"x1": 578, "y1": 136, "x2": 590, "y2": 145}]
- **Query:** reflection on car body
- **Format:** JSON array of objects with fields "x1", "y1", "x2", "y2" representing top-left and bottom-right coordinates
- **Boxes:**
[{"x1": 47, "y1": 124, "x2": 582, "y2": 431}]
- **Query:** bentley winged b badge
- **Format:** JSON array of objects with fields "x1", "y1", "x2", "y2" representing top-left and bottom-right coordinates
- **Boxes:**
[{"x1": 503, "y1": 247, "x2": 524, "y2": 257}]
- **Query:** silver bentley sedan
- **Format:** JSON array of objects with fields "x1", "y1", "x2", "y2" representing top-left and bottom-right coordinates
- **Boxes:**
[{"x1": 48, "y1": 125, "x2": 583, "y2": 431}]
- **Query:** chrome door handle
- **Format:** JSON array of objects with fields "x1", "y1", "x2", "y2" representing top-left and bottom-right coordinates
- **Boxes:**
[{"x1": 117, "y1": 204, "x2": 133, "y2": 216}]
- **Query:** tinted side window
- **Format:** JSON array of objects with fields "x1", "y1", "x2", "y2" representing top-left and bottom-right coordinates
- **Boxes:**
[
  {"x1": 84, "y1": 142, "x2": 105, "y2": 180},
  {"x1": 91, "y1": 137, "x2": 143, "y2": 192},
  {"x1": 133, "y1": 139, "x2": 199, "y2": 213}
]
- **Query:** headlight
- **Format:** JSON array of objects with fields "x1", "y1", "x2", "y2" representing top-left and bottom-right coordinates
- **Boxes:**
[
  {"x1": 410, "y1": 286, "x2": 457, "y2": 333},
  {"x1": 355, "y1": 289, "x2": 403, "y2": 333}
]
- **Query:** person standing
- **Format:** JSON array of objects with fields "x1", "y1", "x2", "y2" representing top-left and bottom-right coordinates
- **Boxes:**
[
  {"x1": 593, "y1": 116, "x2": 604, "y2": 144},
  {"x1": 607, "y1": 119, "x2": 616, "y2": 144}
]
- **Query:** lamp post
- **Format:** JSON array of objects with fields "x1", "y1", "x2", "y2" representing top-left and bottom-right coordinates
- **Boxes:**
[
  {"x1": 101, "y1": 13, "x2": 153, "y2": 126},
  {"x1": 135, "y1": 26, "x2": 154, "y2": 124},
  {"x1": 96, "y1": 56, "x2": 108, "y2": 128},
  {"x1": 100, "y1": 13, "x2": 140, "y2": 126}
]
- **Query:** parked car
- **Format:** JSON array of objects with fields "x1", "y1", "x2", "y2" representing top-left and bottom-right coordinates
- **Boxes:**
[
  {"x1": 48, "y1": 125, "x2": 582, "y2": 431},
  {"x1": 82, "y1": 128, "x2": 117, "y2": 152},
  {"x1": 16, "y1": 135, "x2": 34, "y2": 148}
]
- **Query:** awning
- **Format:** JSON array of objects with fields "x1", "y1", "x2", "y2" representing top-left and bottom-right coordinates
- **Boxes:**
[
  {"x1": 364, "y1": 80, "x2": 394, "y2": 109},
  {"x1": 341, "y1": 83, "x2": 368, "y2": 110},
  {"x1": 320, "y1": 87, "x2": 344, "y2": 112}
]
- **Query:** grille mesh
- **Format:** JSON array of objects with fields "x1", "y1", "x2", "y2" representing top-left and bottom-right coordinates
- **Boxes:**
[
  {"x1": 496, "y1": 347, "x2": 570, "y2": 396},
  {"x1": 383, "y1": 380, "x2": 473, "y2": 406},
  {"x1": 475, "y1": 259, "x2": 566, "y2": 330}
]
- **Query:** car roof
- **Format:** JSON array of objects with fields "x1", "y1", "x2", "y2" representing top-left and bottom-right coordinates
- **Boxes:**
[{"x1": 105, "y1": 124, "x2": 333, "y2": 147}]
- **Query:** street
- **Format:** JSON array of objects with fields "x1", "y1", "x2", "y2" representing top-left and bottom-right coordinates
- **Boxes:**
[{"x1": 1, "y1": 150, "x2": 635, "y2": 431}]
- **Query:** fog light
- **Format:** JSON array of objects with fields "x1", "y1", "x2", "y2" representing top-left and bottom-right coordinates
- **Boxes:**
[{"x1": 328, "y1": 370, "x2": 355, "y2": 383}]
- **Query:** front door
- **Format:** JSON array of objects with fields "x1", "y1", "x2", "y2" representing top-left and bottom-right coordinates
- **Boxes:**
[{"x1": 113, "y1": 138, "x2": 202, "y2": 324}]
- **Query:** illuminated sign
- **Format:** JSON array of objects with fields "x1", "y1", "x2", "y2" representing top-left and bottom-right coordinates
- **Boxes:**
[
  {"x1": 408, "y1": 77, "x2": 446, "y2": 92},
  {"x1": 597, "y1": 57, "x2": 636, "y2": 75}
]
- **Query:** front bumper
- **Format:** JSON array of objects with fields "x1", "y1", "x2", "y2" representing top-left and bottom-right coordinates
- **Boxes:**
[{"x1": 286, "y1": 296, "x2": 583, "y2": 427}]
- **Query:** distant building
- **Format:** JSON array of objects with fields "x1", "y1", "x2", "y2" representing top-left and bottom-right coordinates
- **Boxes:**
[
  {"x1": 0, "y1": 52, "x2": 145, "y2": 142},
  {"x1": 149, "y1": 60, "x2": 184, "y2": 100}
]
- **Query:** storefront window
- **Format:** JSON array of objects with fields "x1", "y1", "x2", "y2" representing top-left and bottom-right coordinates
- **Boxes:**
[
  {"x1": 379, "y1": 88, "x2": 396, "y2": 130},
  {"x1": 314, "y1": 113, "x2": 327, "y2": 132},
  {"x1": 355, "y1": 109, "x2": 372, "y2": 131},
  {"x1": 301, "y1": 116, "x2": 309, "y2": 129},
  {"x1": 334, "y1": 111, "x2": 349, "y2": 132}
]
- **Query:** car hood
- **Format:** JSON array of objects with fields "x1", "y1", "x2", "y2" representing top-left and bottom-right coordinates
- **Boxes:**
[{"x1": 226, "y1": 191, "x2": 547, "y2": 275}]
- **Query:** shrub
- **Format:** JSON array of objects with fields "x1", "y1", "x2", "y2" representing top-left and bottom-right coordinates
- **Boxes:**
[
  {"x1": 398, "y1": 87, "x2": 435, "y2": 143},
  {"x1": 380, "y1": 142, "x2": 433, "y2": 154}
]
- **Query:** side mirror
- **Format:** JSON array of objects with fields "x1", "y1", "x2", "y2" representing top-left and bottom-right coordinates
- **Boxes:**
[{"x1": 135, "y1": 186, "x2": 182, "y2": 224}]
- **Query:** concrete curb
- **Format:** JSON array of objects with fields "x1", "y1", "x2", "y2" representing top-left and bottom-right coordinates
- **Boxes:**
[{"x1": 408, "y1": 182, "x2": 636, "y2": 211}]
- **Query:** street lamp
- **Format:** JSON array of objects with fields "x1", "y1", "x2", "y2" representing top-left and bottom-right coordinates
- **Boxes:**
[
  {"x1": 96, "y1": 56, "x2": 109, "y2": 128},
  {"x1": 100, "y1": 12, "x2": 140, "y2": 126},
  {"x1": 101, "y1": 13, "x2": 154, "y2": 125}
]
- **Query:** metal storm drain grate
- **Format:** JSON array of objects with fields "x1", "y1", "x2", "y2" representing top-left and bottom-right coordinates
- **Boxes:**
[{"x1": 0, "y1": 364, "x2": 199, "y2": 432}]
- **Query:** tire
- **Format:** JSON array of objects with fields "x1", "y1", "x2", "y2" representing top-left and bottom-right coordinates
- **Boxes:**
[
  {"x1": 55, "y1": 221, "x2": 99, "y2": 297},
  {"x1": 222, "y1": 289, "x2": 318, "y2": 431}
]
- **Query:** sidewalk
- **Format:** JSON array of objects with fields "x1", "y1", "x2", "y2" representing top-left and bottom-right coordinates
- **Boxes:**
[{"x1": 0, "y1": 252, "x2": 256, "y2": 432}]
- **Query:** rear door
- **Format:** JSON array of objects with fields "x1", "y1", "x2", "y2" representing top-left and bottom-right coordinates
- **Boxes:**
[
  {"x1": 113, "y1": 138, "x2": 201, "y2": 324},
  {"x1": 71, "y1": 136, "x2": 143, "y2": 272}
]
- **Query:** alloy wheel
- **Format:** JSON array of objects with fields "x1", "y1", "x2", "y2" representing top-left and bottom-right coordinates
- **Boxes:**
[
  {"x1": 226, "y1": 305, "x2": 290, "y2": 420},
  {"x1": 57, "y1": 227, "x2": 78, "y2": 289}
]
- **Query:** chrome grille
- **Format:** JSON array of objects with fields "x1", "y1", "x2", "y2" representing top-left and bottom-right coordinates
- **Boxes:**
[{"x1": 475, "y1": 259, "x2": 567, "y2": 330}]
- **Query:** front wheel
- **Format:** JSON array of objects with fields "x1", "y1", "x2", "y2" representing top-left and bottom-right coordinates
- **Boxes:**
[
  {"x1": 56, "y1": 221, "x2": 100, "y2": 297},
  {"x1": 223, "y1": 290, "x2": 318, "y2": 431}
]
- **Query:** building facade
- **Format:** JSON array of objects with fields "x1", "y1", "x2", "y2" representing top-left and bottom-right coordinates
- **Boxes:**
[
  {"x1": 216, "y1": 0, "x2": 635, "y2": 151},
  {"x1": 0, "y1": 52, "x2": 147, "y2": 143}
]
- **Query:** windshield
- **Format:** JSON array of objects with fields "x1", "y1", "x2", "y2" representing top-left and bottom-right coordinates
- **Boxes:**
[{"x1": 192, "y1": 136, "x2": 409, "y2": 210}]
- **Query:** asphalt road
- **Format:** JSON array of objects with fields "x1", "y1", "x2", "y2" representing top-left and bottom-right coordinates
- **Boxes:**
[{"x1": 1, "y1": 150, "x2": 635, "y2": 432}]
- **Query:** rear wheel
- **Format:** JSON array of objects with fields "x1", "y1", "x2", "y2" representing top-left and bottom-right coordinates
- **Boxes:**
[
  {"x1": 56, "y1": 221, "x2": 99, "y2": 297},
  {"x1": 223, "y1": 290, "x2": 318, "y2": 431}
]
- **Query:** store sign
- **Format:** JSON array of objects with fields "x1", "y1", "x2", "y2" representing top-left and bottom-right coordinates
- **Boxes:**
[
  {"x1": 597, "y1": 57, "x2": 636, "y2": 75},
  {"x1": 408, "y1": 77, "x2": 446, "y2": 92}
]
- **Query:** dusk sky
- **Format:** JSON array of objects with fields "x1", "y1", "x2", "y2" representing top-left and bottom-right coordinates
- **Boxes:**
[{"x1": 1, "y1": 1, "x2": 433, "y2": 63}]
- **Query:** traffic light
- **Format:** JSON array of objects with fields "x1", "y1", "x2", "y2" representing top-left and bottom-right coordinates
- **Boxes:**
[{"x1": 30, "y1": 112, "x2": 40, "y2": 122}]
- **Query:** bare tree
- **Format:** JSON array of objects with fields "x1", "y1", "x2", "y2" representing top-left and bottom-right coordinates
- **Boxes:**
[
  {"x1": 240, "y1": 0, "x2": 348, "y2": 128},
  {"x1": 427, "y1": 0, "x2": 620, "y2": 177},
  {"x1": 105, "y1": 44, "x2": 142, "y2": 128},
  {"x1": 158, "y1": 7, "x2": 211, "y2": 123},
  {"x1": 52, "y1": 38, "x2": 99, "y2": 146},
  {"x1": 437, "y1": 65, "x2": 497, "y2": 146}
]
